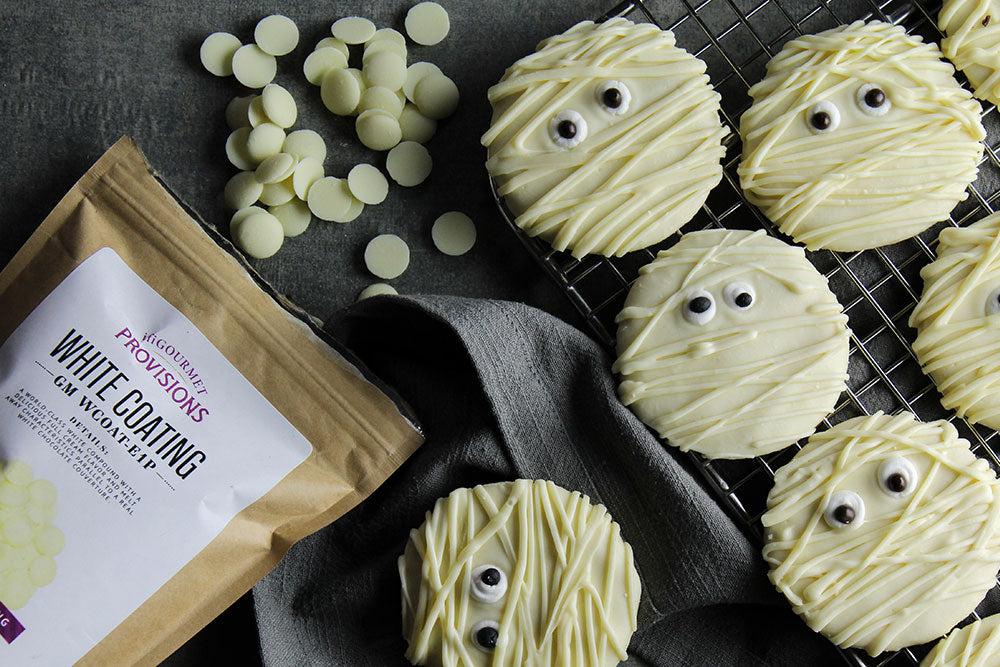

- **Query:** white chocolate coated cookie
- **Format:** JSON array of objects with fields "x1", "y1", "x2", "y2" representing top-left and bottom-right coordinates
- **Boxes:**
[
  {"x1": 910, "y1": 213, "x2": 1000, "y2": 429},
  {"x1": 739, "y1": 21, "x2": 984, "y2": 251},
  {"x1": 763, "y1": 412, "x2": 1000, "y2": 655},
  {"x1": 940, "y1": 0, "x2": 1000, "y2": 106},
  {"x1": 482, "y1": 18, "x2": 726, "y2": 258},
  {"x1": 399, "y1": 480, "x2": 640, "y2": 667},
  {"x1": 614, "y1": 229, "x2": 849, "y2": 459},
  {"x1": 921, "y1": 614, "x2": 1000, "y2": 667}
]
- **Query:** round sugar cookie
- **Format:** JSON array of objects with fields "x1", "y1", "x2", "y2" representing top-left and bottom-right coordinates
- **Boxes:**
[
  {"x1": 613, "y1": 229, "x2": 849, "y2": 459},
  {"x1": 921, "y1": 614, "x2": 1000, "y2": 666},
  {"x1": 940, "y1": 0, "x2": 1000, "y2": 106},
  {"x1": 910, "y1": 213, "x2": 1000, "y2": 430},
  {"x1": 399, "y1": 479, "x2": 640, "y2": 666},
  {"x1": 483, "y1": 18, "x2": 726, "y2": 259},
  {"x1": 738, "y1": 20, "x2": 984, "y2": 252},
  {"x1": 763, "y1": 412, "x2": 1000, "y2": 655}
]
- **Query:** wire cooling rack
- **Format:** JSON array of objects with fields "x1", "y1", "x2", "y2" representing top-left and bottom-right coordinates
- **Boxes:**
[{"x1": 492, "y1": 0, "x2": 1000, "y2": 664}]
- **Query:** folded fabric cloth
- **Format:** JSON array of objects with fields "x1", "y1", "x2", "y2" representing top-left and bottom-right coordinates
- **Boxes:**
[{"x1": 252, "y1": 295, "x2": 842, "y2": 666}]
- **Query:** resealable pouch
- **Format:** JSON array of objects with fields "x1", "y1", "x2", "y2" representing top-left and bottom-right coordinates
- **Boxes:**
[{"x1": 0, "y1": 137, "x2": 423, "y2": 665}]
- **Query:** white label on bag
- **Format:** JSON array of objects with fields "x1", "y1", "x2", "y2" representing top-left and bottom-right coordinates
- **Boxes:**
[{"x1": 0, "y1": 247, "x2": 312, "y2": 664}]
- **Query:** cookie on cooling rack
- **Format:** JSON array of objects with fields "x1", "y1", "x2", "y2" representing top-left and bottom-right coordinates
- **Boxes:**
[
  {"x1": 910, "y1": 213, "x2": 1000, "y2": 430},
  {"x1": 920, "y1": 614, "x2": 1000, "y2": 667},
  {"x1": 613, "y1": 228, "x2": 850, "y2": 459},
  {"x1": 738, "y1": 20, "x2": 984, "y2": 252},
  {"x1": 398, "y1": 479, "x2": 640, "y2": 666},
  {"x1": 763, "y1": 412, "x2": 1000, "y2": 656},
  {"x1": 481, "y1": 18, "x2": 726, "y2": 259},
  {"x1": 940, "y1": 0, "x2": 1000, "y2": 107}
]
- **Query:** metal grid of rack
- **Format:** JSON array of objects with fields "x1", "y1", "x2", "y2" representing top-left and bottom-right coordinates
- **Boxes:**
[{"x1": 492, "y1": 0, "x2": 1000, "y2": 664}]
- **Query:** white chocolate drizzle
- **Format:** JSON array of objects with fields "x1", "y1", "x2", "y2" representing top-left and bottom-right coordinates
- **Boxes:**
[
  {"x1": 763, "y1": 412, "x2": 1000, "y2": 655},
  {"x1": 921, "y1": 614, "x2": 1000, "y2": 667},
  {"x1": 738, "y1": 21, "x2": 984, "y2": 252},
  {"x1": 910, "y1": 213, "x2": 1000, "y2": 430},
  {"x1": 613, "y1": 229, "x2": 850, "y2": 459},
  {"x1": 482, "y1": 18, "x2": 726, "y2": 258},
  {"x1": 399, "y1": 479, "x2": 640, "y2": 667},
  {"x1": 940, "y1": 0, "x2": 1000, "y2": 106}
]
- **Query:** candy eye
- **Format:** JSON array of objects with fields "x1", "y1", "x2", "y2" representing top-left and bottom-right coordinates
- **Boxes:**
[
  {"x1": 824, "y1": 490, "x2": 865, "y2": 529},
  {"x1": 806, "y1": 101, "x2": 840, "y2": 134},
  {"x1": 986, "y1": 287, "x2": 1000, "y2": 315},
  {"x1": 471, "y1": 621, "x2": 500, "y2": 652},
  {"x1": 723, "y1": 282, "x2": 755, "y2": 310},
  {"x1": 683, "y1": 290, "x2": 716, "y2": 325},
  {"x1": 856, "y1": 83, "x2": 891, "y2": 116},
  {"x1": 470, "y1": 564, "x2": 508, "y2": 603},
  {"x1": 549, "y1": 110, "x2": 587, "y2": 148},
  {"x1": 596, "y1": 80, "x2": 631, "y2": 115},
  {"x1": 877, "y1": 456, "x2": 917, "y2": 497}
]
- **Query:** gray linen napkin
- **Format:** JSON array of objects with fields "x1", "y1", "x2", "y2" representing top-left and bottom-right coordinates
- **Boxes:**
[{"x1": 252, "y1": 295, "x2": 841, "y2": 666}]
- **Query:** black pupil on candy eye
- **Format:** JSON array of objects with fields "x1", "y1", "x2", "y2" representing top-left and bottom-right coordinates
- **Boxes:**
[
  {"x1": 887, "y1": 473, "x2": 907, "y2": 493},
  {"x1": 476, "y1": 626, "x2": 499, "y2": 649},
  {"x1": 833, "y1": 504, "x2": 855, "y2": 525},
  {"x1": 864, "y1": 88, "x2": 886, "y2": 108},
  {"x1": 735, "y1": 292, "x2": 752, "y2": 308},
  {"x1": 480, "y1": 568, "x2": 501, "y2": 586},
  {"x1": 811, "y1": 112, "x2": 831, "y2": 130},
  {"x1": 603, "y1": 88, "x2": 623, "y2": 108},
  {"x1": 689, "y1": 296, "x2": 711, "y2": 313},
  {"x1": 557, "y1": 120, "x2": 577, "y2": 139}
]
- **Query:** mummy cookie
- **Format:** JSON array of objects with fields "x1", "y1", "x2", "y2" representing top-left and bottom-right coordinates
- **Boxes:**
[
  {"x1": 739, "y1": 21, "x2": 984, "y2": 251},
  {"x1": 763, "y1": 412, "x2": 1000, "y2": 655},
  {"x1": 921, "y1": 614, "x2": 1000, "y2": 667},
  {"x1": 482, "y1": 18, "x2": 726, "y2": 258},
  {"x1": 399, "y1": 479, "x2": 640, "y2": 666},
  {"x1": 910, "y1": 214, "x2": 1000, "y2": 430},
  {"x1": 940, "y1": 0, "x2": 1000, "y2": 106},
  {"x1": 613, "y1": 229, "x2": 849, "y2": 459}
]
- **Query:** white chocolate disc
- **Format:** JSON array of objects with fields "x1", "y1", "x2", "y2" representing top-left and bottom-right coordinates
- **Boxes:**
[
  {"x1": 315, "y1": 36, "x2": 350, "y2": 60},
  {"x1": 347, "y1": 164, "x2": 389, "y2": 205},
  {"x1": 247, "y1": 96, "x2": 268, "y2": 127},
  {"x1": 258, "y1": 179, "x2": 296, "y2": 207},
  {"x1": 763, "y1": 412, "x2": 1000, "y2": 655},
  {"x1": 363, "y1": 38, "x2": 407, "y2": 61},
  {"x1": 921, "y1": 614, "x2": 1000, "y2": 666},
  {"x1": 738, "y1": 21, "x2": 984, "y2": 251},
  {"x1": 3, "y1": 461, "x2": 31, "y2": 486},
  {"x1": 363, "y1": 51, "x2": 407, "y2": 91},
  {"x1": 233, "y1": 211, "x2": 284, "y2": 258},
  {"x1": 246, "y1": 123, "x2": 286, "y2": 163},
  {"x1": 232, "y1": 44, "x2": 277, "y2": 89},
  {"x1": 27, "y1": 479, "x2": 56, "y2": 508},
  {"x1": 432, "y1": 212, "x2": 476, "y2": 256},
  {"x1": 224, "y1": 171, "x2": 263, "y2": 210},
  {"x1": 303, "y1": 46, "x2": 348, "y2": 86},
  {"x1": 321, "y1": 68, "x2": 362, "y2": 116},
  {"x1": 358, "y1": 86, "x2": 404, "y2": 117},
  {"x1": 230, "y1": 205, "x2": 266, "y2": 235},
  {"x1": 331, "y1": 196, "x2": 364, "y2": 224},
  {"x1": 399, "y1": 104, "x2": 437, "y2": 143},
  {"x1": 941, "y1": 0, "x2": 1000, "y2": 108},
  {"x1": 200, "y1": 32, "x2": 241, "y2": 77},
  {"x1": 400, "y1": 480, "x2": 640, "y2": 666},
  {"x1": 254, "y1": 14, "x2": 299, "y2": 57},
  {"x1": 356, "y1": 109, "x2": 402, "y2": 150},
  {"x1": 255, "y1": 152, "x2": 297, "y2": 184},
  {"x1": 292, "y1": 157, "x2": 325, "y2": 200},
  {"x1": 226, "y1": 95, "x2": 255, "y2": 129},
  {"x1": 331, "y1": 16, "x2": 376, "y2": 44},
  {"x1": 261, "y1": 83, "x2": 297, "y2": 128},
  {"x1": 225, "y1": 127, "x2": 256, "y2": 171},
  {"x1": 368, "y1": 27, "x2": 406, "y2": 48},
  {"x1": 413, "y1": 72, "x2": 459, "y2": 119},
  {"x1": 386, "y1": 141, "x2": 432, "y2": 187},
  {"x1": 269, "y1": 199, "x2": 312, "y2": 237},
  {"x1": 357, "y1": 283, "x2": 398, "y2": 300},
  {"x1": 364, "y1": 234, "x2": 409, "y2": 279},
  {"x1": 402, "y1": 62, "x2": 441, "y2": 102},
  {"x1": 910, "y1": 213, "x2": 1000, "y2": 430},
  {"x1": 283, "y1": 129, "x2": 327, "y2": 163},
  {"x1": 404, "y1": 2, "x2": 450, "y2": 46},
  {"x1": 34, "y1": 524, "x2": 64, "y2": 557},
  {"x1": 307, "y1": 176, "x2": 354, "y2": 221},
  {"x1": 614, "y1": 229, "x2": 849, "y2": 459}
]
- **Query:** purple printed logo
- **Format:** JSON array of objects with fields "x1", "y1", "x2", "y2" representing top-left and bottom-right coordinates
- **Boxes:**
[{"x1": 0, "y1": 601, "x2": 25, "y2": 644}]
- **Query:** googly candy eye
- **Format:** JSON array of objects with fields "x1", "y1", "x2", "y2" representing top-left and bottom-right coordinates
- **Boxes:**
[
  {"x1": 470, "y1": 564, "x2": 508, "y2": 603},
  {"x1": 549, "y1": 110, "x2": 588, "y2": 148},
  {"x1": 824, "y1": 490, "x2": 865, "y2": 529},
  {"x1": 806, "y1": 101, "x2": 840, "y2": 134},
  {"x1": 986, "y1": 287, "x2": 1000, "y2": 315},
  {"x1": 596, "y1": 80, "x2": 631, "y2": 115},
  {"x1": 856, "y1": 83, "x2": 891, "y2": 116},
  {"x1": 723, "y1": 281, "x2": 755, "y2": 310},
  {"x1": 683, "y1": 290, "x2": 716, "y2": 325},
  {"x1": 471, "y1": 621, "x2": 500, "y2": 652},
  {"x1": 877, "y1": 456, "x2": 917, "y2": 497}
]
